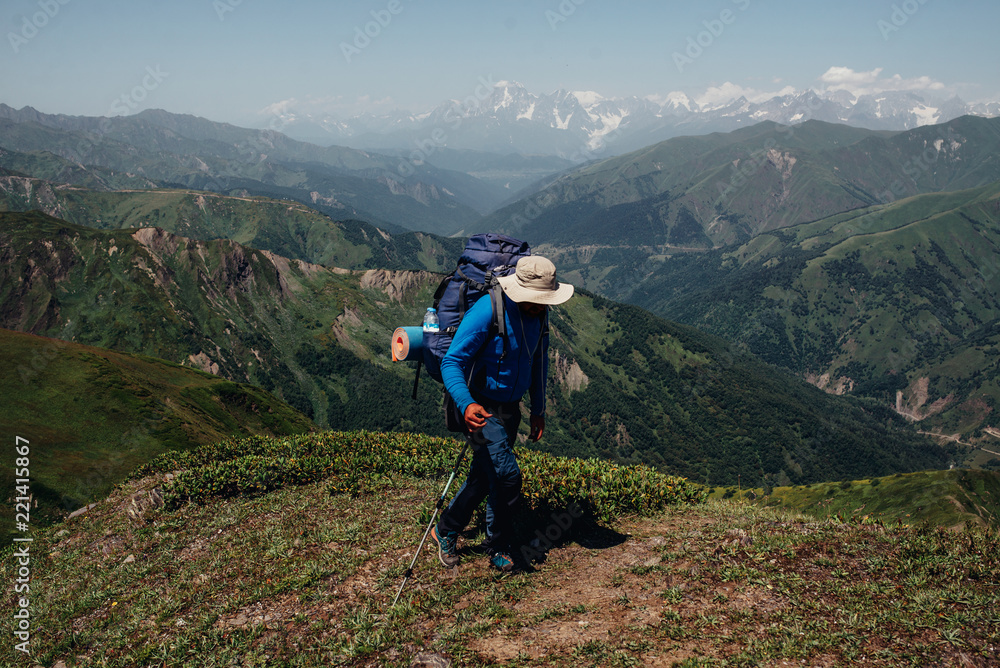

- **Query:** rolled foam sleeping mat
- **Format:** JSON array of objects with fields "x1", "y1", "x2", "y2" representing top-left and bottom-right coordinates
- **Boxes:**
[{"x1": 391, "y1": 326, "x2": 424, "y2": 362}]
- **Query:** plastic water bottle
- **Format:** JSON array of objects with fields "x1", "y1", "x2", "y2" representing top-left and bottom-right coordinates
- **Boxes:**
[{"x1": 422, "y1": 307, "x2": 439, "y2": 334}]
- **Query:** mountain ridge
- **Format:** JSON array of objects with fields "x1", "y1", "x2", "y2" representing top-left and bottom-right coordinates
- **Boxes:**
[
  {"x1": 483, "y1": 115, "x2": 1000, "y2": 250},
  {"x1": 0, "y1": 105, "x2": 487, "y2": 234}
]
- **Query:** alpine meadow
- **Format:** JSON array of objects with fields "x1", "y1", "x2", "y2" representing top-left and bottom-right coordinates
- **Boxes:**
[{"x1": 4, "y1": 2, "x2": 1000, "y2": 663}]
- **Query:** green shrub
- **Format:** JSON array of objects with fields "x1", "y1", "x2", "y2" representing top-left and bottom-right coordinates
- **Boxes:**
[{"x1": 132, "y1": 430, "x2": 706, "y2": 521}]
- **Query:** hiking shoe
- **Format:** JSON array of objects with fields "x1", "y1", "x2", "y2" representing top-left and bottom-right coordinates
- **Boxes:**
[
  {"x1": 490, "y1": 551, "x2": 514, "y2": 573},
  {"x1": 431, "y1": 525, "x2": 460, "y2": 568}
]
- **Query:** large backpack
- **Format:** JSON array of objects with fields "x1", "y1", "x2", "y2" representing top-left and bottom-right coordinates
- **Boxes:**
[{"x1": 422, "y1": 233, "x2": 532, "y2": 383}]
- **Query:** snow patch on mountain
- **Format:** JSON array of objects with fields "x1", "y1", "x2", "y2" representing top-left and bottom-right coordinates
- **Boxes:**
[
  {"x1": 911, "y1": 104, "x2": 940, "y2": 126},
  {"x1": 553, "y1": 108, "x2": 573, "y2": 130}
]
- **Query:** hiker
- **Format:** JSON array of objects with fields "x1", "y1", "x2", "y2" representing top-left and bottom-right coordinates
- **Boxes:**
[{"x1": 431, "y1": 255, "x2": 574, "y2": 572}]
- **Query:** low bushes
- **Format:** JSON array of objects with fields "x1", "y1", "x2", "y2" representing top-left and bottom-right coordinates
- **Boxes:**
[{"x1": 132, "y1": 430, "x2": 706, "y2": 520}]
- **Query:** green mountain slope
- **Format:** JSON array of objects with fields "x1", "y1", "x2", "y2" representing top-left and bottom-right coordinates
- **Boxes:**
[
  {"x1": 0, "y1": 177, "x2": 464, "y2": 271},
  {"x1": 0, "y1": 210, "x2": 450, "y2": 433},
  {"x1": 483, "y1": 116, "x2": 1000, "y2": 253},
  {"x1": 0, "y1": 106, "x2": 484, "y2": 235},
  {"x1": 0, "y1": 327, "x2": 312, "y2": 530},
  {"x1": 624, "y1": 183, "x2": 1000, "y2": 444},
  {"x1": 1, "y1": 211, "x2": 947, "y2": 488},
  {"x1": 544, "y1": 294, "x2": 947, "y2": 486},
  {"x1": 748, "y1": 468, "x2": 1000, "y2": 528},
  {"x1": 0, "y1": 146, "x2": 158, "y2": 190}
]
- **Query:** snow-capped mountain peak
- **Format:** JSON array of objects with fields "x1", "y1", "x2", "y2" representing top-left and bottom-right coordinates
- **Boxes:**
[
  {"x1": 571, "y1": 90, "x2": 605, "y2": 107},
  {"x1": 266, "y1": 83, "x2": 1000, "y2": 160}
]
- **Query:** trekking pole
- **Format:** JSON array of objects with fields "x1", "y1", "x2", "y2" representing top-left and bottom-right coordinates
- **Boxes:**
[
  {"x1": 392, "y1": 438, "x2": 470, "y2": 607},
  {"x1": 411, "y1": 360, "x2": 422, "y2": 400}
]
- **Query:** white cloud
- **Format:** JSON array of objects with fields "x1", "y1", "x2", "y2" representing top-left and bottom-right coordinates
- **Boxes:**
[
  {"x1": 260, "y1": 98, "x2": 298, "y2": 116},
  {"x1": 817, "y1": 66, "x2": 946, "y2": 98},
  {"x1": 672, "y1": 69, "x2": 952, "y2": 114}
]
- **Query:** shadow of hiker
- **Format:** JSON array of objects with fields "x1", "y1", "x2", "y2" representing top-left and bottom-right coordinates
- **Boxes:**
[
  {"x1": 455, "y1": 502, "x2": 629, "y2": 572},
  {"x1": 511, "y1": 503, "x2": 629, "y2": 572}
]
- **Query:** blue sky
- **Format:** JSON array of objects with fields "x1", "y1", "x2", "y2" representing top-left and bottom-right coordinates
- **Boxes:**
[{"x1": 3, "y1": 0, "x2": 998, "y2": 127}]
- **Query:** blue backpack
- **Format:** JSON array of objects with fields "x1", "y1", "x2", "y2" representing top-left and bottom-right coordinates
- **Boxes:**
[
  {"x1": 422, "y1": 233, "x2": 532, "y2": 383},
  {"x1": 411, "y1": 234, "x2": 532, "y2": 431}
]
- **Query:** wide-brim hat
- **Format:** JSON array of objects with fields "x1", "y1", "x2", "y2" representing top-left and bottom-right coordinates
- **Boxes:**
[{"x1": 497, "y1": 256, "x2": 575, "y2": 305}]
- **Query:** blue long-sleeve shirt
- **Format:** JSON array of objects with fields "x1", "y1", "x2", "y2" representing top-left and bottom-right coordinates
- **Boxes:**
[{"x1": 440, "y1": 292, "x2": 548, "y2": 417}]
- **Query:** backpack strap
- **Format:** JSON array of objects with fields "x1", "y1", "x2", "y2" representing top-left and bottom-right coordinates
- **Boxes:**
[
  {"x1": 534, "y1": 310, "x2": 549, "y2": 359},
  {"x1": 431, "y1": 273, "x2": 450, "y2": 310},
  {"x1": 454, "y1": 266, "x2": 487, "y2": 293},
  {"x1": 490, "y1": 284, "x2": 509, "y2": 360}
]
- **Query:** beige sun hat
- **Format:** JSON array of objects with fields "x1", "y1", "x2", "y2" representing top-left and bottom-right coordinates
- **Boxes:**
[{"x1": 497, "y1": 256, "x2": 575, "y2": 305}]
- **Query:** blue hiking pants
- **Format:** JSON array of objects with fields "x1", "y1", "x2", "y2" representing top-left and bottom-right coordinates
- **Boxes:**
[{"x1": 438, "y1": 402, "x2": 522, "y2": 553}]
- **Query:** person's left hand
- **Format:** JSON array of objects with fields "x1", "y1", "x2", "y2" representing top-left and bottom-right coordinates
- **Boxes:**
[{"x1": 529, "y1": 415, "x2": 545, "y2": 442}]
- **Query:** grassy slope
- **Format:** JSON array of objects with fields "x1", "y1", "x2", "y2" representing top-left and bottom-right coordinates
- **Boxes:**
[
  {"x1": 730, "y1": 468, "x2": 1000, "y2": 529},
  {"x1": 0, "y1": 431, "x2": 995, "y2": 667},
  {"x1": 0, "y1": 328, "x2": 313, "y2": 531},
  {"x1": 0, "y1": 147, "x2": 159, "y2": 190}
]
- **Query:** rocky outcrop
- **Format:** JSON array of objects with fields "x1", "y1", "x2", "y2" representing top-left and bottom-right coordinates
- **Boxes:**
[
  {"x1": 551, "y1": 349, "x2": 589, "y2": 392},
  {"x1": 360, "y1": 269, "x2": 435, "y2": 304},
  {"x1": 894, "y1": 377, "x2": 953, "y2": 421},
  {"x1": 804, "y1": 372, "x2": 854, "y2": 395}
]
